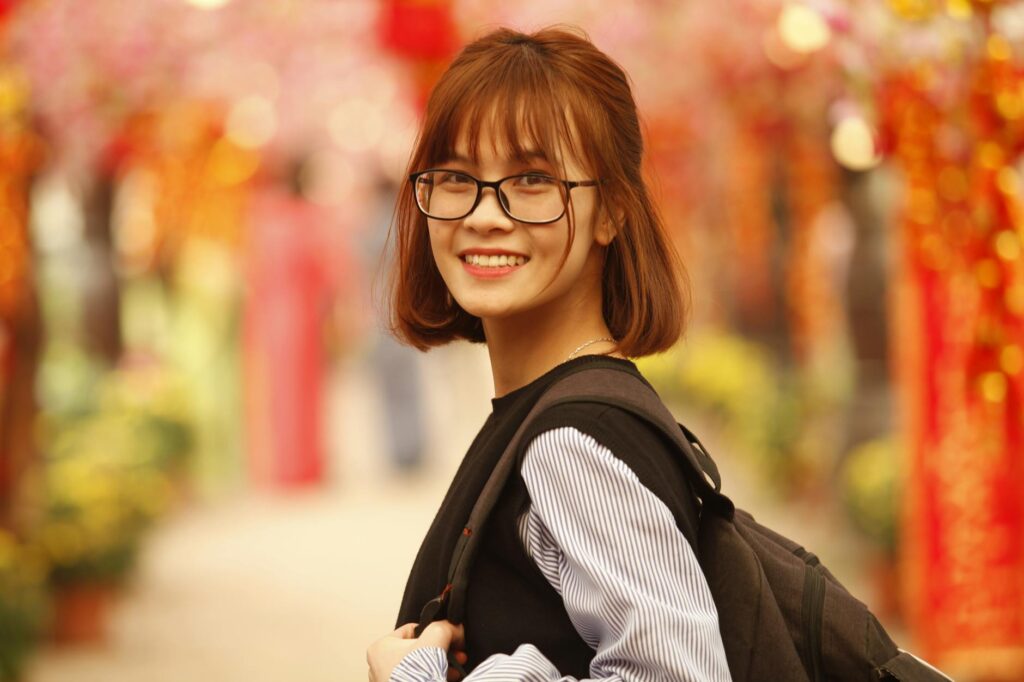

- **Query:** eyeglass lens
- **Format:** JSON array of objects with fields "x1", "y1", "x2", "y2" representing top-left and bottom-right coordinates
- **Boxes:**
[{"x1": 413, "y1": 171, "x2": 566, "y2": 223}]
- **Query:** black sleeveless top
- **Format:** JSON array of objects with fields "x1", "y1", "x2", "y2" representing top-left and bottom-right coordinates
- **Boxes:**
[{"x1": 395, "y1": 355, "x2": 701, "y2": 676}]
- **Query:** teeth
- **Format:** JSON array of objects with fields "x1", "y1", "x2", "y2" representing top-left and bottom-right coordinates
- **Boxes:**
[{"x1": 465, "y1": 254, "x2": 528, "y2": 267}]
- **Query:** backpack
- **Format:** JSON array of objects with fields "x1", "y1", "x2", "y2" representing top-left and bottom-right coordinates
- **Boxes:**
[{"x1": 416, "y1": 362, "x2": 952, "y2": 681}]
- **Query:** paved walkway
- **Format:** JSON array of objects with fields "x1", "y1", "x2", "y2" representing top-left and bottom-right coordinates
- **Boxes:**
[{"x1": 27, "y1": 478, "x2": 451, "y2": 682}]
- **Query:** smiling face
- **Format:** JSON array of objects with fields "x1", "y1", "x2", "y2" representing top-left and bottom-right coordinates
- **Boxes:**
[
  {"x1": 425, "y1": 123, "x2": 614, "y2": 331},
  {"x1": 391, "y1": 28, "x2": 688, "y2": 358}
]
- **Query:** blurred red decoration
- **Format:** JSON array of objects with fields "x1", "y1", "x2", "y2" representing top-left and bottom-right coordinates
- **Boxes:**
[
  {"x1": 0, "y1": 0, "x2": 17, "y2": 25},
  {"x1": 379, "y1": 0, "x2": 458, "y2": 61},
  {"x1": 379, "y1": 0, "x2": 457, "y2": 112},
  {"x1": 883, "y1": 44, "x2": 1024, "y2": 678}
]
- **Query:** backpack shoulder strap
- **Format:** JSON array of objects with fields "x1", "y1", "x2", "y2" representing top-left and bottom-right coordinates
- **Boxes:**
[
  {"x1": 534, "y1": 367, "x2": 732, "y2": 513},
  {"x1": 431, "y1": 363, "x2": 732, "y2": 630}
]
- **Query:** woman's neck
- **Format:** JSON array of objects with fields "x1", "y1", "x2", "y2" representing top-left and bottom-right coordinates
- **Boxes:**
[{"x1": 483, "y1": 309, "x2": 621, "y2": 398}]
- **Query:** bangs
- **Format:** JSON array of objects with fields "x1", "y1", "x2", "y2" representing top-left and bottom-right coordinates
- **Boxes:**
[{"x1": 420, "y1": 57, "x2": 595, "y2": 178}]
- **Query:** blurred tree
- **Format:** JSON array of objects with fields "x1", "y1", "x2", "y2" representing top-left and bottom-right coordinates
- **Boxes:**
[{"x1": 0, "y1": 65, "x2": 45, "y2": 530}]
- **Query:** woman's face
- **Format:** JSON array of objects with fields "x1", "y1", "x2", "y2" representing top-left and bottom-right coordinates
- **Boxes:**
[{"x1": 426, "y1": 124, "x2": 614, "y2": 329}]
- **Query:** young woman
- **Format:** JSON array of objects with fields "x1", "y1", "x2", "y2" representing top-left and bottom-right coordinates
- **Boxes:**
[{"x1": 367, "y1": 26, "x2": 731, "y2": 682}]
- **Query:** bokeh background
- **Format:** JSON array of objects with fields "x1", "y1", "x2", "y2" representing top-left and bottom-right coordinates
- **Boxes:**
[{"x1": 0, "y1": 0, "x2": 1022, "y2": 680}]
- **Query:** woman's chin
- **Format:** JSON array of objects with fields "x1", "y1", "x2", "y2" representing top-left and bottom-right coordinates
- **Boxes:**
[
  {"x1": 461, "y1": 306, "x2": 514, "y2": 322},
  {"x1": 455, "y1": 298, "x2": 523, "y2": 323}
]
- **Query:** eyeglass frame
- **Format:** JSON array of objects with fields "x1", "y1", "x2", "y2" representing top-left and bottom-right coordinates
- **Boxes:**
[{"x1": 408, "y1": 169, "x2": 602, "y2": 225}]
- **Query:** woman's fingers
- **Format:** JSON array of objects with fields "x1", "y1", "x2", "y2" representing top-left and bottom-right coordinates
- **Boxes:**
[
  {"x1": 367, "y1": 622, "x2": 465, "y2": 682},
  {"x1": 420, "y1": 620, "x2": 466, "y2": 650},
  {"x1": 447, "y1": 647, "x2": 469, "y2": 682},
  {"x1": 449, "y1": 623, "x2": 466, "y2": 650}
]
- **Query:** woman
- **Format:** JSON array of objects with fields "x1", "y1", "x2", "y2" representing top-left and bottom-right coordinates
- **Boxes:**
[{"x1": 368, "y1": 26, "x2": 731, "y2": 681}]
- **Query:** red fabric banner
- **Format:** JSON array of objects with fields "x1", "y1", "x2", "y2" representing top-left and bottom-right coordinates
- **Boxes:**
[{"x1": 884, "y1": 66, "x2": 1024, "y2": 679}]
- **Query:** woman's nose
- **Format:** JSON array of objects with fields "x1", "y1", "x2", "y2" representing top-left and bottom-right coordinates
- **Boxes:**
[{"x1": 463, "y1": 187, "x2": 514, "y2": 231}]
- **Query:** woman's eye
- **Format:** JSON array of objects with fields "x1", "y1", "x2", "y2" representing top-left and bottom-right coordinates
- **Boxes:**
[
  {"x1": 517, "y1": 174, "x2": 556, "y2": 187},
  {"x1": 439, "y1": 172, "x2": 473, "y2": 186}
]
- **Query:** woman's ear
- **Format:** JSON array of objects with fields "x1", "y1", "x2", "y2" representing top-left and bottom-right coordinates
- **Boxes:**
[{"x1": 595, "y1": 210, "x2": 620, "y2": 247}]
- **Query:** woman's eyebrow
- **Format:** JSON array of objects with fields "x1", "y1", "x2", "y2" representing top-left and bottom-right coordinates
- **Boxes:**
[
  {"x1": 515, "y1": 149, "x2": 552, "y2": 163},
  {"x1": 436, "y1": 150, "x2": 555, "y2": 168},
  {"x1": 437, "y1": 154, "x2": 471, "y2": 165}
]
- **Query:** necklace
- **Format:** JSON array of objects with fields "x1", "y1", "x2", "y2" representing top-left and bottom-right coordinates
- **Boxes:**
[{"x1": 566, "y1": 337, "x2": 614, "y2": 362}]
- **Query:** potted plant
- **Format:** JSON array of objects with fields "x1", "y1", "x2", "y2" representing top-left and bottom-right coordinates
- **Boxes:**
[
  {"x1": 38, "y1": 409, "x2": 173, "y2": 643},
  {"x1": 31, "y1": 358, "x2": 193, "y2": 644}
]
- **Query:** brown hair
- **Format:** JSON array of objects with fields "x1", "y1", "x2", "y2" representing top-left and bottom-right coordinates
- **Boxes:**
[{"x1": 387, "y1": 25, "x2": 690, "y2": 357}]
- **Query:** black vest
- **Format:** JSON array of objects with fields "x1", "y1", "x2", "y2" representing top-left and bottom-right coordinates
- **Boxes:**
[{"x1": 396, "y1": 356, "x2": 701, "y2": 676}]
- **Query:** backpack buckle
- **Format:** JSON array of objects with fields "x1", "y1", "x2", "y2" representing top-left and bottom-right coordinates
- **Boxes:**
[{"x1": 415, "y1": 583, "x2": 452, "y2": 637}]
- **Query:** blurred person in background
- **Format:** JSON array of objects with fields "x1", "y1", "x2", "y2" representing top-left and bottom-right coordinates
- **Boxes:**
[
  {"x1": 245, "y1": 155, "x2": 350, "y2": 488},
  {"x1": 365, "y1": 174, "x2": 427, "y2": 474}
]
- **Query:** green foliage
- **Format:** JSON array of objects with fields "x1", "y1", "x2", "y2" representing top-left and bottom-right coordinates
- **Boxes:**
[
  {"x1": 839, "y1": 437, "x2": 901, "y2": 555},
  {"x1": 0, "y1": 532, "x2": 48, "y2": 682},
  {"x1": 639, "y1": 329, "x2": 804, "y2": 493}
]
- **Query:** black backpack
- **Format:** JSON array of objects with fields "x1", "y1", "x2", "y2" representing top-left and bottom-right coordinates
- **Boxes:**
[{"x1": 417, "y1": 362, "x2": 952, "y2": 681}]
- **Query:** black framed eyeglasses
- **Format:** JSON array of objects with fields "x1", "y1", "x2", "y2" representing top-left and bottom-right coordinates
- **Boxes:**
[{"x1": 409, "y1": 169, "x2": 600, "y2": 224}]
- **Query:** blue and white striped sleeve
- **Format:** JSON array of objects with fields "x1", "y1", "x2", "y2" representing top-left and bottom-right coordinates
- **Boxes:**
[{"x1": 391, "y1": 426, "x2": 731, "y2": 682}]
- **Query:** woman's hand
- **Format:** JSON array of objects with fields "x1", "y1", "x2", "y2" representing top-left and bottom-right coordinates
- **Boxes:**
[{"x1": 367, "y1": 621, "x2": 466, "y2": 682}]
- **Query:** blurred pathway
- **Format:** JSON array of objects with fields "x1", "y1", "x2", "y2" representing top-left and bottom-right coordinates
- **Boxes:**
[{"x1": 26, "y1": 477, "x2": 450, "y2": 682}]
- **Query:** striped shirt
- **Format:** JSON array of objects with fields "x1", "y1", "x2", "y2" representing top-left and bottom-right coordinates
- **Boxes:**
[{"x1": 391, "y1": 427, "x2": 732, "y2": 681}]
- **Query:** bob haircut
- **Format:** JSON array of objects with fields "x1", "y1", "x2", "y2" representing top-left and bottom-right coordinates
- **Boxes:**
[{"x1": 388, "y1": 25, "x2": 690, "y2": 358}]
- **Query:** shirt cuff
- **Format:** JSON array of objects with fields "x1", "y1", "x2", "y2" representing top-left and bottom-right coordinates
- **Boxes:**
[{"x1": 389, "y1": 647, "x2": 448, "y2": 682}]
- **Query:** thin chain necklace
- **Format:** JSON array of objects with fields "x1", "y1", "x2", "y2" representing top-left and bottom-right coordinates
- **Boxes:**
[{"x1": 566, "y1": 337, "x2": 615, "y2": 362}]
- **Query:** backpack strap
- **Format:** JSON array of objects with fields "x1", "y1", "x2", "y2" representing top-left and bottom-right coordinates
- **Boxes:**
[
  {"x1": 416, "y1": 362, "x2": 735, "y2": 642},
  {"x1": 536, "y1": 391, "x2": 734, "y2": 517}
]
